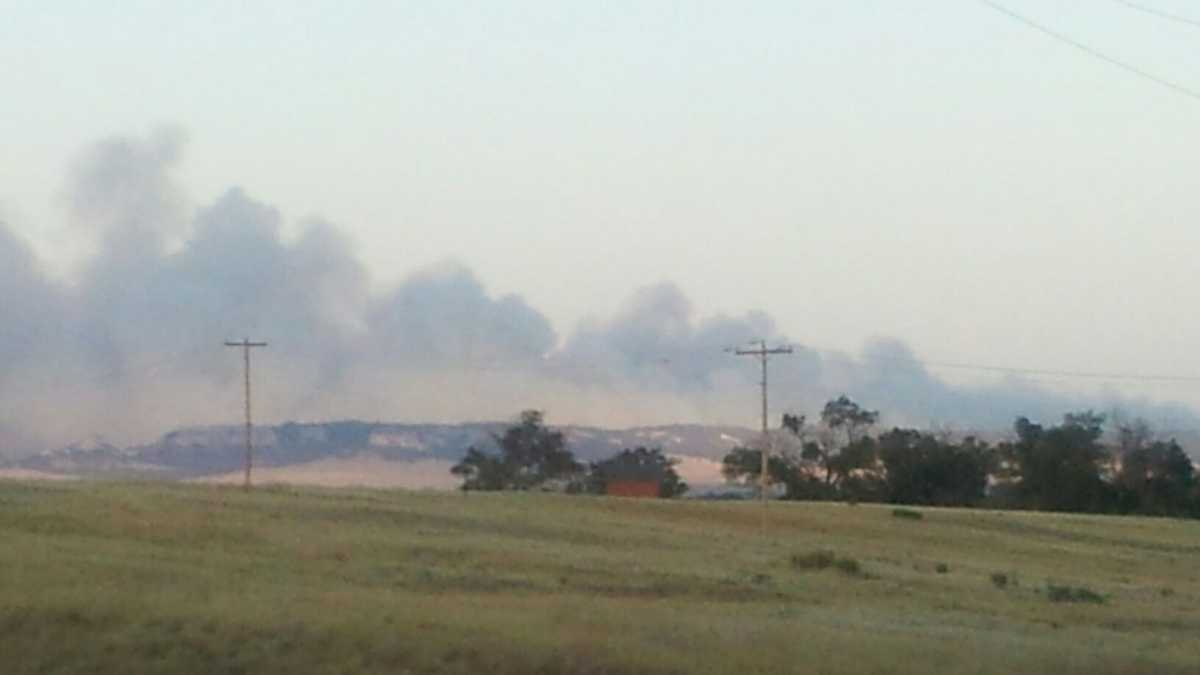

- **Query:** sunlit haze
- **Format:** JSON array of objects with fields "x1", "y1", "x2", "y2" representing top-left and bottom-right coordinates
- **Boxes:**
[{"x1": 3, "y1": 1, "x2": 1200, "y2": 452}]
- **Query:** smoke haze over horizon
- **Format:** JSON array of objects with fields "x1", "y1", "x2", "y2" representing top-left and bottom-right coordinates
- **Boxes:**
[{"x1": 3, "y1": 131, "x2": 1200, "y2": 458}]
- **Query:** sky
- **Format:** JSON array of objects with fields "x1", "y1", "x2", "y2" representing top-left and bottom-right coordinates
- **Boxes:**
[{"x1": 2, "y1": 1, "x2": 1200, "y2": 450}]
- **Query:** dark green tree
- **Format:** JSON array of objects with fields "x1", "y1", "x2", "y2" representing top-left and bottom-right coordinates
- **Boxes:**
[
  {"x1": 721, "y1": 411, "x2": 842, "y2": 501},
  {"x1": 451, "y1": 410, "x2": 583, "y2": 491},
  {"x1": 1113, "y1": 433, "x2": 1195, "y2": 516},
  {"x1": 450, "y1": 446, "x2": 508, "y2": 490},
  {"x1": 798, "y1": 396, "x2": 882, "y2": 498},
  {"x1": 877, "y1": 429, "x2": 994, "y2": 506},
  {"x1": 725, "y1": 400, "x2": 884, "y2": 501},
  {"x1": 998, "y1": 411, "x2": 1112, "y2": 512},
  {"x1": 721, "y1": 446, "x2": 797, "y2": 490},
  {"x1": 821, "y1": 395, "x2": 880, "y2": 446},
  {"x1": 590, "y1": 447, "x2": 688, "y2": 497}
]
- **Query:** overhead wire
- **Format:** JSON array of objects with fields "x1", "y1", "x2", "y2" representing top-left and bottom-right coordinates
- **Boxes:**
[
  {"x1": 1113, "y1": 0, "x2": 1200, "y2": 30},
  {"x1": 463, "y1": 342, "x2": 1200, "y2": 387},
  {"x1": 978, "y1": 0, "x2": 1200, "y2": 102},
  {"x1": 797, "y1": 343, "x2": 1200, "y2": 385}
]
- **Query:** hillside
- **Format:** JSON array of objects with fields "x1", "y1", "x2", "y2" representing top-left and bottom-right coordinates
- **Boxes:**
[
  {"x1": 1, "y1": 480, "x2": 1197, "y2": 674},
  {"x1": 5, "y1": 421, "x2": 753, "y2": 483}
]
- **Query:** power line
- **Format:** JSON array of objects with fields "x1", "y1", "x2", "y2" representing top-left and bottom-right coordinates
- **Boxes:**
[
  {"x1": 465, "y1": 344, "x2": 1200, "y2": 387},
  {"x1": 800, "y1": 343, "x2": 1200, "y2": 385},
  {"x1": 978, "y1": 0, "x2": 1200, "y2": 102},
  {"x1": 918, "y1": 359, "x2": 1200, "y2": 385},
  {"x1": 1114, "y1": 0, "x2": 1200, "y2": 29}
]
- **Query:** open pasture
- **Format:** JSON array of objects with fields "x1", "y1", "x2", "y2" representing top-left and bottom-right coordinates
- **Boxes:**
[{"x1": 1, "y1": 481, "x2": 1198, "y2": 674}]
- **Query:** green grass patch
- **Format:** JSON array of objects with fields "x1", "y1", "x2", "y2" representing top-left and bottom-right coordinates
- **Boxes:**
[
  {"x1": 892, "y1": 507, "x2": 924, "y2": 520},
  {"x1": 790, "y1": 550, "x2": 867, "y2": 577},
  {"x1": 1045, "y1": 583, "x2": 1106, "y2": 604}
]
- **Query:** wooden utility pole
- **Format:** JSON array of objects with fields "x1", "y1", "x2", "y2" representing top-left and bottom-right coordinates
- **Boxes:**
[
  {"x1": 732, "y1": 340, "x2": 793, "y2": 506},
  {"x1": 224, "y1": 339, "x2": 268, "y2": 490}
]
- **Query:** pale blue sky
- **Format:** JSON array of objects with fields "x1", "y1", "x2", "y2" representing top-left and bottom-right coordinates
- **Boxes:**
[{"x1": 3, "y1": 1, "x2": 1200, "y2": 402}]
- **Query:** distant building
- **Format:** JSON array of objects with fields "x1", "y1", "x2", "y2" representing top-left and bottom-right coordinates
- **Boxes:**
[
  {"x1": 605, "y1": 478, "x2": 662, "y2": 498},
  {"x1": 597, "y1": 457, "x2": 669, "y2": 498}
]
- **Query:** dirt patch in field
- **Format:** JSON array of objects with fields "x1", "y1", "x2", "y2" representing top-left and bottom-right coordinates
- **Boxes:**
[{"x1": 193, "y1": 454, "x2": 460, "y2": 490}]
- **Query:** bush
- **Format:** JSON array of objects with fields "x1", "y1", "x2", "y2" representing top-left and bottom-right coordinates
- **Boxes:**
[
  {"x1": 835, "y1": 558, "x2": 862, "y2": 576},
  {"x1": 1045, "y1": 584, "x2": 1105, "y2": 604},
  {"x1": 891, "y1": 508, "x2": 923, "y2": 520},
  {"x1": 791, "y1": 550, "x2": 836, "y2": 571},
  {"x1": 991, "y1": 572, "x2": 1008, "y2": 589},
  {"x1": 791, "y1": 551, "x2": 864, "y2": 577},
  {"x1": 935, "y1": 563, "x2": 949, "y2": 574}
]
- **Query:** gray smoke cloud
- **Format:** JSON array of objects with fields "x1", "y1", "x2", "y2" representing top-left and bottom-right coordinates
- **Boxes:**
[
  {"x1": 366, "y1": 261, "x2": 555, "y2": 368},
  {"x1": 2, "y1": 130, "x2": 1198, "y2": 457}
]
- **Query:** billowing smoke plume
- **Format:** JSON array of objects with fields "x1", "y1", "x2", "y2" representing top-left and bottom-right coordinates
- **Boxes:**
[{"x1": 2, "y1": 131, "x2": 1198, "y2": 457}]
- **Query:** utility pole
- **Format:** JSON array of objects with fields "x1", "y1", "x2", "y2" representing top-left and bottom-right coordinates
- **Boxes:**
[
  {"x1": 732, "y1": 340, "x2": 793, "y2": 507},
  {"x1": 224, "y1": 339, "x2": 268, "y2": 490}
]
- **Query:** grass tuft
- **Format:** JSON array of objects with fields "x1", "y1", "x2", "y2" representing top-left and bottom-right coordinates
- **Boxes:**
[
  {"x1": 1046, "y1": 584, "x2": 1106, "y2": 604},
  {"x1": 834, "y1": 557, "x2": 863, "y2": 576},
  {"x1": 791, "y1": 550, "x2": 865, "y2": 577},
  {"x1": 791, "y1": 550, "x2": 836, "y2": 570}
]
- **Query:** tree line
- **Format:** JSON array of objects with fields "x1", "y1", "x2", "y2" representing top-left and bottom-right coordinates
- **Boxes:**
[
  {"x1": 451, "y1": 411, "x2": 688, "y2": 497},
  {"x1": 451, "y1": 402, "x2": 1198, "y2": 518},
  {"x1": 722, "y1": 396, "x2": 1199, "y2": 518}
]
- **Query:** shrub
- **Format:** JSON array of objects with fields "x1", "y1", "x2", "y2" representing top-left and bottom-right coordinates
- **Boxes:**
[
  {"x1": 935, "y1": 563, "x2": 949, "y2": 574},
  {"x1": 1045, "y1": 584, "x2": 1105, "y2": 604},
  {"x1": 991, "y1": 572, "x2": 1008, "y2": 589},
  {"x1": 835, "y1": 558, "x2": 862, "y2": 576},
  {"x1": 791, "y1": 550, "x2": 836, "y2": 571},
  {"x1": 891, "y1": 508, "x2": 923, "y2": 520},
  {"x1": 791, "y1": 551, "x2": 864, "y2": 577}
]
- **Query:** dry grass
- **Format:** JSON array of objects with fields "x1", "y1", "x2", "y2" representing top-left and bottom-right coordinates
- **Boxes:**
[{"x1": 1, "y1": 480, "x2": 1198, "y2": 674}]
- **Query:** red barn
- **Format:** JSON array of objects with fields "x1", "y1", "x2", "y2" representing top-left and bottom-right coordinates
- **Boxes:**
[
  {"x1": 597, "y1": 449, "x2": 679, "y2": 498},
  {"x1": 605, "y1": 479, "x2": 662, "y2": 498}
]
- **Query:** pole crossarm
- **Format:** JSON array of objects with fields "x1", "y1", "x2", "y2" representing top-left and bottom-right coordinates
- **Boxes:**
[{"x1": 734, "y1": 346, "x2": 794, "y2": 357}]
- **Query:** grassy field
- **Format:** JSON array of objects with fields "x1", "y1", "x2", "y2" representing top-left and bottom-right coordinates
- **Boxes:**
[{"x1": 2, "y1": 481, "x2": 1198, "y2": 674}]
